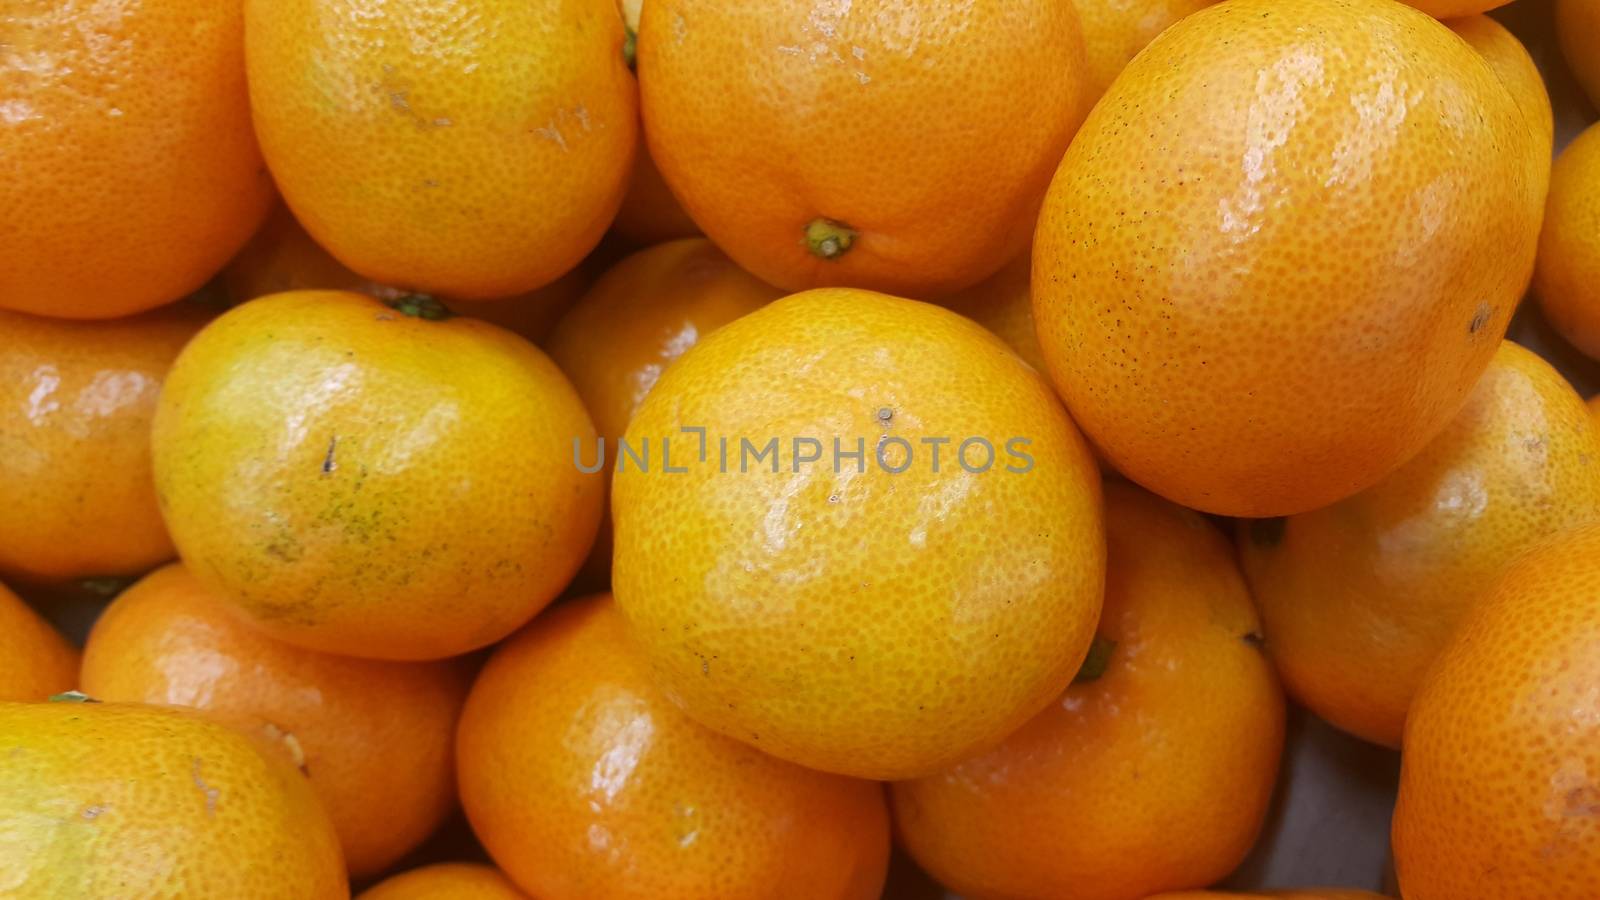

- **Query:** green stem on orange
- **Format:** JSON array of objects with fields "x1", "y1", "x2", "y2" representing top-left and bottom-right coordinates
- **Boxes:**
[
  {"x1": 387, "y1": 294, "x2": 453, "y2": 322},
  {"x1": 623, "y1": 26, "x2": 637, "y2": 70},
  {"x1": 804, "y1": 218, "x2": 857, "y2": 261}
]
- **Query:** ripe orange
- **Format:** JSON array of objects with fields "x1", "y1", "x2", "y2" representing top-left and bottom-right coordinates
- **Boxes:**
[
  {"x1": 0, "y1": 700, "x2": 346, "y2": 897},
  {"x1": 1393, "y1": 523, "x2": 1600, "y2": 899},
  {"x1": 358, "y1": 864, "x2": 529, "y2": 900},
  {"x1": 936, "y1": 253, "x2": 1047, "y2": 374},
  {"x1": 1557, "y1": 0, "x2": 1600, "y2": 107},
  {"x1": 892, "y1": 482, "x2": 1283, "y2": 900},
  {"x1": 1072, "y1": 0, "x2": 1218, "y2": 102},
  {"x1": 80, "y1": 563, "x2": 470, "y2": 878},
  {"x1": 457, "y1": 594, "x2": 891, "y2": 900},
  {"x1": 638, "y1": 0, "x2": 1088, "y2": 296},
  {"x1": 222, "y1": 203, "x2": 588, "y2": 344},
  {"x1": 1240, "y1": 342, "x2": 1600, "y2": 748},
  {"x1": 1399, "y1": 0, "x2": 1510, "y2": 17},
  {"x1": 0, "y1": 303, "x2": 210, "y2": 582},
  {"x1": 1145, "y1": 892, "x2": 1388, "y2": 900},
  {"x1": 1537, "y1": 124, "x2": 1600, "y2": 360},
  {"x1": 1033, "y1": 0, "x2": 1542, "y2": 517},
  {"x1": 0, "y1": 0, "x2": 273, "y2": 320},
  {"x1": 545, "y1": 238, "x2": 780, "y2": 586},
  {"x1": 244, "y1": 0, "x2": 635, "y2": 299},
  {"x1": 1152, "y1": 883, "x2": 1388, "y2": 890},
  {"x1": 151, "y1": 290, "x2": 603, "y2": 660},
  {"x1": 612, "y1": 289, "x2": 1104, "y2": 780},
  {"x1": 0, "y1": 581, "x2": 77, "y2": 703}
]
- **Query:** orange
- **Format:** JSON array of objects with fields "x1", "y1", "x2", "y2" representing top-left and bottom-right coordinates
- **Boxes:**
[
  {"x1": 222, "y1": 203, "x2": 588, "y2": 344},
  {"x1": 151, "y1": 290, "x2": 603, "y2": 660},
  {"x1": 1145, "y1": 892, "x2": 1388, "y2": 899},
  {"x1": 1145, "y1": 883, "x2": 1395, "y2": 890},
  {"x1": 892, "y1": 482, "x2": 1283, "y2": 900},
  {"x1": 638, "y1": 0, "x2": 1088, "y2": 296},
  {"x1": 936, "y1": 253, "x2": 1047, "y2": 374},
  {"x1": 1072, "y1": 0, "x2": 1218, "y2": 103},
  {"x1": 0, "y1": 0, "x2": 273, "y2": 320},
  {"x1": 1033, "y1": 0, "x2": 1542, "y2": 517},
  {"x1": 1393, "y1": 523, "x2": 1600, "y2": 899},
  {"x1": 1557, "y1": 0, "x2": 1600, "y2": 108},
  {"x1": 1449, "y1": 15, "x2": 1553, "y2": 167},
  {"x1": 1536, "y1": 124, "x2": 1600, "y2": 360},
  {"x1": 1239, "y1": 341, "x2": 1600, "y2": 748},
  {"x1": 0, "y1": 581, "x2": 77, "y2": 702},
  {"x1": 457, "y1": 594, "x2": 891, "y2": 900},
  {"x1": 0, "y1": 700, "x2": 346, "y2": 897},
  {"x1": 79, "y1": 562, "x2": 470, "y2": 879},
  {"x1": 612, "y1": 289, "x2": 1104, "y2": 780},
  {"x1": 245, "y1": 0, "x2": 636, "y2": 300},
  {"x1": 545, "y1": 238, "x2": 781, "y2": 587},
  {"x1": 358, "y1": 864, "x2": 529, "y2": 900},
  {"x1": 0, "y1": 303, "x2": 210, "y2": 582},
  {"x1": 1399, "y1": 0, "x2": 1510, "y2": 17}
]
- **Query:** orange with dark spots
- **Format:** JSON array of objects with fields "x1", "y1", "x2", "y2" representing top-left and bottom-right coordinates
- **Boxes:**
[
  {"x1": 152, "y1": 290, "x2": 603, "y2": 660},
  {"x1": 892, "y1": 482, "x2": 1283, "y2": 900},
  {"x1": 1394, "y1": 523, "x2": 1600, "y2": 899},
  {"x1": 638, "y1": 0, "x2": 1088, "y2": 296},
  {"x1": 457, "y1": 594, "x2": 890, "y2": 900},
  {"x1": 612, "y1": 289, "x2": 1104, "y2": 780},
  {"x1": 1033, "y1": 0, "x2": 1543, "y2": 517}
]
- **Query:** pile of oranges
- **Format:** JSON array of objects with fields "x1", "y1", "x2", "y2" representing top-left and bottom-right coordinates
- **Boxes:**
[{"x1": 2, "y1": 0, "x2": 1599, "y2": 897}]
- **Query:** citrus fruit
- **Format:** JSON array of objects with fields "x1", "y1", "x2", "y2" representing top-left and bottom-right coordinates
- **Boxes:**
[
  {"x1": 244, "y1": 0, "x2": 635, "y2": 299},
  {"x1": 151, "y1": 290, "x2": 603, "y2": 660},
  {"x1": 1240, "y1": 341, "x2": 1600, "y2": 748},
  {"x1": 457, "y1": 594, "x2": 891, "y2": 900},
  {"x1": 0, "y1": 582, "x2": 77, "y2": 703},
  {"x1": 892, "y1": 482, "x2": 1283, "y2": 900},
  {"x1": 611, "y1": 289, "x2": 1104, "y2": 780},
  {"x1": 0, "y1": 700, "x2": 346, "y2": 898},
  {"x1": 1536, "y1": 124, "x2": 1600, "y2": 360},
  {"x1": 80, "y1": 562, "x2": 470, "y2": 878},
  {"x1": 1393, "y1": 523, "x2": 1600, "y2": 899},
  {"x1": 936, "y1": 253, "x2": 1047, "y2": 374},
  {"x1": 1449, "y1": 15, "x2": 1553, "y2": 166},
  {"x1": 358, "y1": 863, "x2": 529, "y2": 900},
  {"x1": 1146, "y1": 892, "x2": 1388, "y2": 900},
  {"x1": 1072, "y1": 0, "x2": 1218, "y2": 102},
  {"x1": 638, "y1": 0, "x2": 1088, "y2": 295},
  {"x1": 1033, "y1": 0, "x2": 1542, "y2": 517},
  {"x1": 545, "y1": 238, "x2": 780, "y2": 587},
  {"x1": 0, "y1": 303, "x2": 210, "y2": 582},
  {"x1": 221, "y1": 203, "x2": 588, "y2": 344},
  {"x1": 0, "y1": 0, "x2": 273, "y2": 319},
  {"x1": 1557, "y1": 0, "x2": 1600, "y2": 107}
]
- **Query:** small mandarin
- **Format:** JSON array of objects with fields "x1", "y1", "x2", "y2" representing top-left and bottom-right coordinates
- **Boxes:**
[
  {"x1": 1557, "y1": 0, "x2": 1600, "y2": 108},
  {"x1": 1537, "y1": 124, "x2": 1600, "y2": 360},
  {"x1": 0, "y1": 303, "x2": 210, "y2": 582},
  {"x1": 1394, "y1": 524, "x2": 1600, "y2": 899},
  {"x1": 80, "y1": 563, "x2": 470, "y2": 878},
  {"x1": 457, "y1": 594, "x2": 891, "y2": 900},
  {"x1": 893, "y1": 482, "x2": 1284, "y2": 900},
  {"x1": 0, "y1": 701, "x2": 347, "y2": 898}
]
